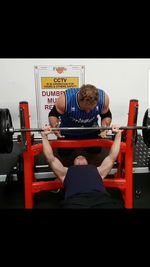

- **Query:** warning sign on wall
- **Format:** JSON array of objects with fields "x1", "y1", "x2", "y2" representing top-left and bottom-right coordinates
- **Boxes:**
[
  {"x1": 41, "y1": 77, "x2": 79, "y2": 89},
  {"x1": 34, "y1": 65, "x2": 85, "y2": 129}
]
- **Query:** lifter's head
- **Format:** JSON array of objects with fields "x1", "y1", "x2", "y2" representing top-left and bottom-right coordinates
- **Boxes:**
[
  {"x1": 73, "y1": 155, "x2": 88, "y2": 166},
  {"x1": 78, "y1": 84, "x2": 99, "y2": 113}
]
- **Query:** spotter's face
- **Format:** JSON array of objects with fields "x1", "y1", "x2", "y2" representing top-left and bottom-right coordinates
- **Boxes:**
[{"x1": 79, "y1": 102, "x2": 97, "y2": 113}]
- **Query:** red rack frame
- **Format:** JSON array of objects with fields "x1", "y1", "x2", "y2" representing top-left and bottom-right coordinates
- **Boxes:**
[{"x1": 20, "y1": 99, "x2": 138, "y2": 208}]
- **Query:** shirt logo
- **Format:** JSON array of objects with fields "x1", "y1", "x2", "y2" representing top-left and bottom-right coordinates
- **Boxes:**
[{"x1": 71, "y1": 107, "x2": 75, "y2": 111}]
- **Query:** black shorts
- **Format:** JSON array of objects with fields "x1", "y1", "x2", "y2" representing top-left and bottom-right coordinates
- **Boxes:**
[{"x1": 61, "y1": 191, "x2": 124, "y2": 209}]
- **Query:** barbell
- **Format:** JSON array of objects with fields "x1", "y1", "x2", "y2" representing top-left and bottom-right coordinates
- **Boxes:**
[
  {"x1": 0, "y1": 108, "x2": 150, "y2": 153},
  {"x1": 7, "y1": 125, "x2": 150, "y2": 133}
]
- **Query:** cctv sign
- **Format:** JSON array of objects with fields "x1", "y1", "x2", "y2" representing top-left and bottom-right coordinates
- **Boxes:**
[{"x1": 34, "y1": 65, "x2": 85, "y2": 128}]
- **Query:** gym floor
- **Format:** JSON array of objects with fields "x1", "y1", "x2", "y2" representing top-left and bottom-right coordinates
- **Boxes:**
[
  {"x1": 0, "y1": 180, "x2": 124, "y2": 209},
  {"x1": 0, "y1": 142, "x2": 150, "y2": 209},
  {"x1": 0, "y1": 145, "x2": 124, "y2": 209},
  {"x1": 0, "y1": 172, "x2": 150, "y2": 209}
]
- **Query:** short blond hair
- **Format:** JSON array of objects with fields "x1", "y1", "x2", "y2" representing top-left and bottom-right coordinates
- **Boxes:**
[{"x1": 78, "y1": 84, "x2": 99, "y2": 105}]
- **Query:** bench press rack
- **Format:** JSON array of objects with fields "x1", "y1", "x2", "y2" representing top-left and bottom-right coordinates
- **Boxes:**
[{"x1": 19, "y1": 99, "x2": 138, "y2": 208}]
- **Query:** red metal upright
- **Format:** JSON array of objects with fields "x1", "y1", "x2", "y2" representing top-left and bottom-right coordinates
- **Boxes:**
[
  {"x1": 19, "y1": 102, "x2": 34, "y2": 208},
  {"x1": 124, "y1": 99, "x2": 138, "y2": 208}
]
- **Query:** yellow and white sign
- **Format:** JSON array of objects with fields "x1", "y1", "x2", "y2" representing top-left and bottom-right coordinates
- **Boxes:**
[
  {"x1": 34, "y1": 65, "x2": 85, "y2": 130},
  {"x1": 41, "y1": 77, "x2": 79, "y2": 89}
]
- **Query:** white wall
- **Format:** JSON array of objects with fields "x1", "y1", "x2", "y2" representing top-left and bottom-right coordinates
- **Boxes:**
[{"x1": 0, "y1": 58, "x2": 149, "y2": 137}]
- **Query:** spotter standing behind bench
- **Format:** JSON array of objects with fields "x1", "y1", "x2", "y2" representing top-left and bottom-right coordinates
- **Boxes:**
[{"x1": 48, "y1": 84, "x2": 112, "y2": 156}]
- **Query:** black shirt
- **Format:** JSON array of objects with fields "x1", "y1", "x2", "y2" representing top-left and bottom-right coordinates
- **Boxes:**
[{"x1": 64, "y1": 165, "x2": 107, "y2": 199}]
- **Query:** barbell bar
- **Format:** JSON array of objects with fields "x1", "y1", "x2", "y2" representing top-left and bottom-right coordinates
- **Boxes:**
[
  {"x1": 0, "y1": 108, "x2": 150, "y2": 153},
  {"x1": 7, "y1": 125, "x2": 150, "y2": 133}
]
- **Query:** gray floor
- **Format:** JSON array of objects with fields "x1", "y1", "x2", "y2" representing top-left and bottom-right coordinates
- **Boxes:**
[
  {"x1": 133, "y1": 173, "x2": 150, "y2": 208},
  {"x1": 0, "y1": 182, "x2": 123, "y2": 209},
  {"x1": 0, "y1": 172, "x2": 149, "y2": 208},
  {"x1": 0, "y1": 140, "x2": 150, "y2": 209}
]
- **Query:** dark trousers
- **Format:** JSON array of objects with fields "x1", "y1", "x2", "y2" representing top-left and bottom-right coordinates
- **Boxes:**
[{"x1": 61, "y1": 191, "x2": 124, "y2": 209}]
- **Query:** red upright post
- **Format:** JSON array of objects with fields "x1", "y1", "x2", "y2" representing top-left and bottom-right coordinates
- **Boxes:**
[
  {"x1": 124, "y1": 99, "x2": 138, "y2": 208},
  {"x1": 19, "y1": 102, "x2": 34, "y2": 208}
]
